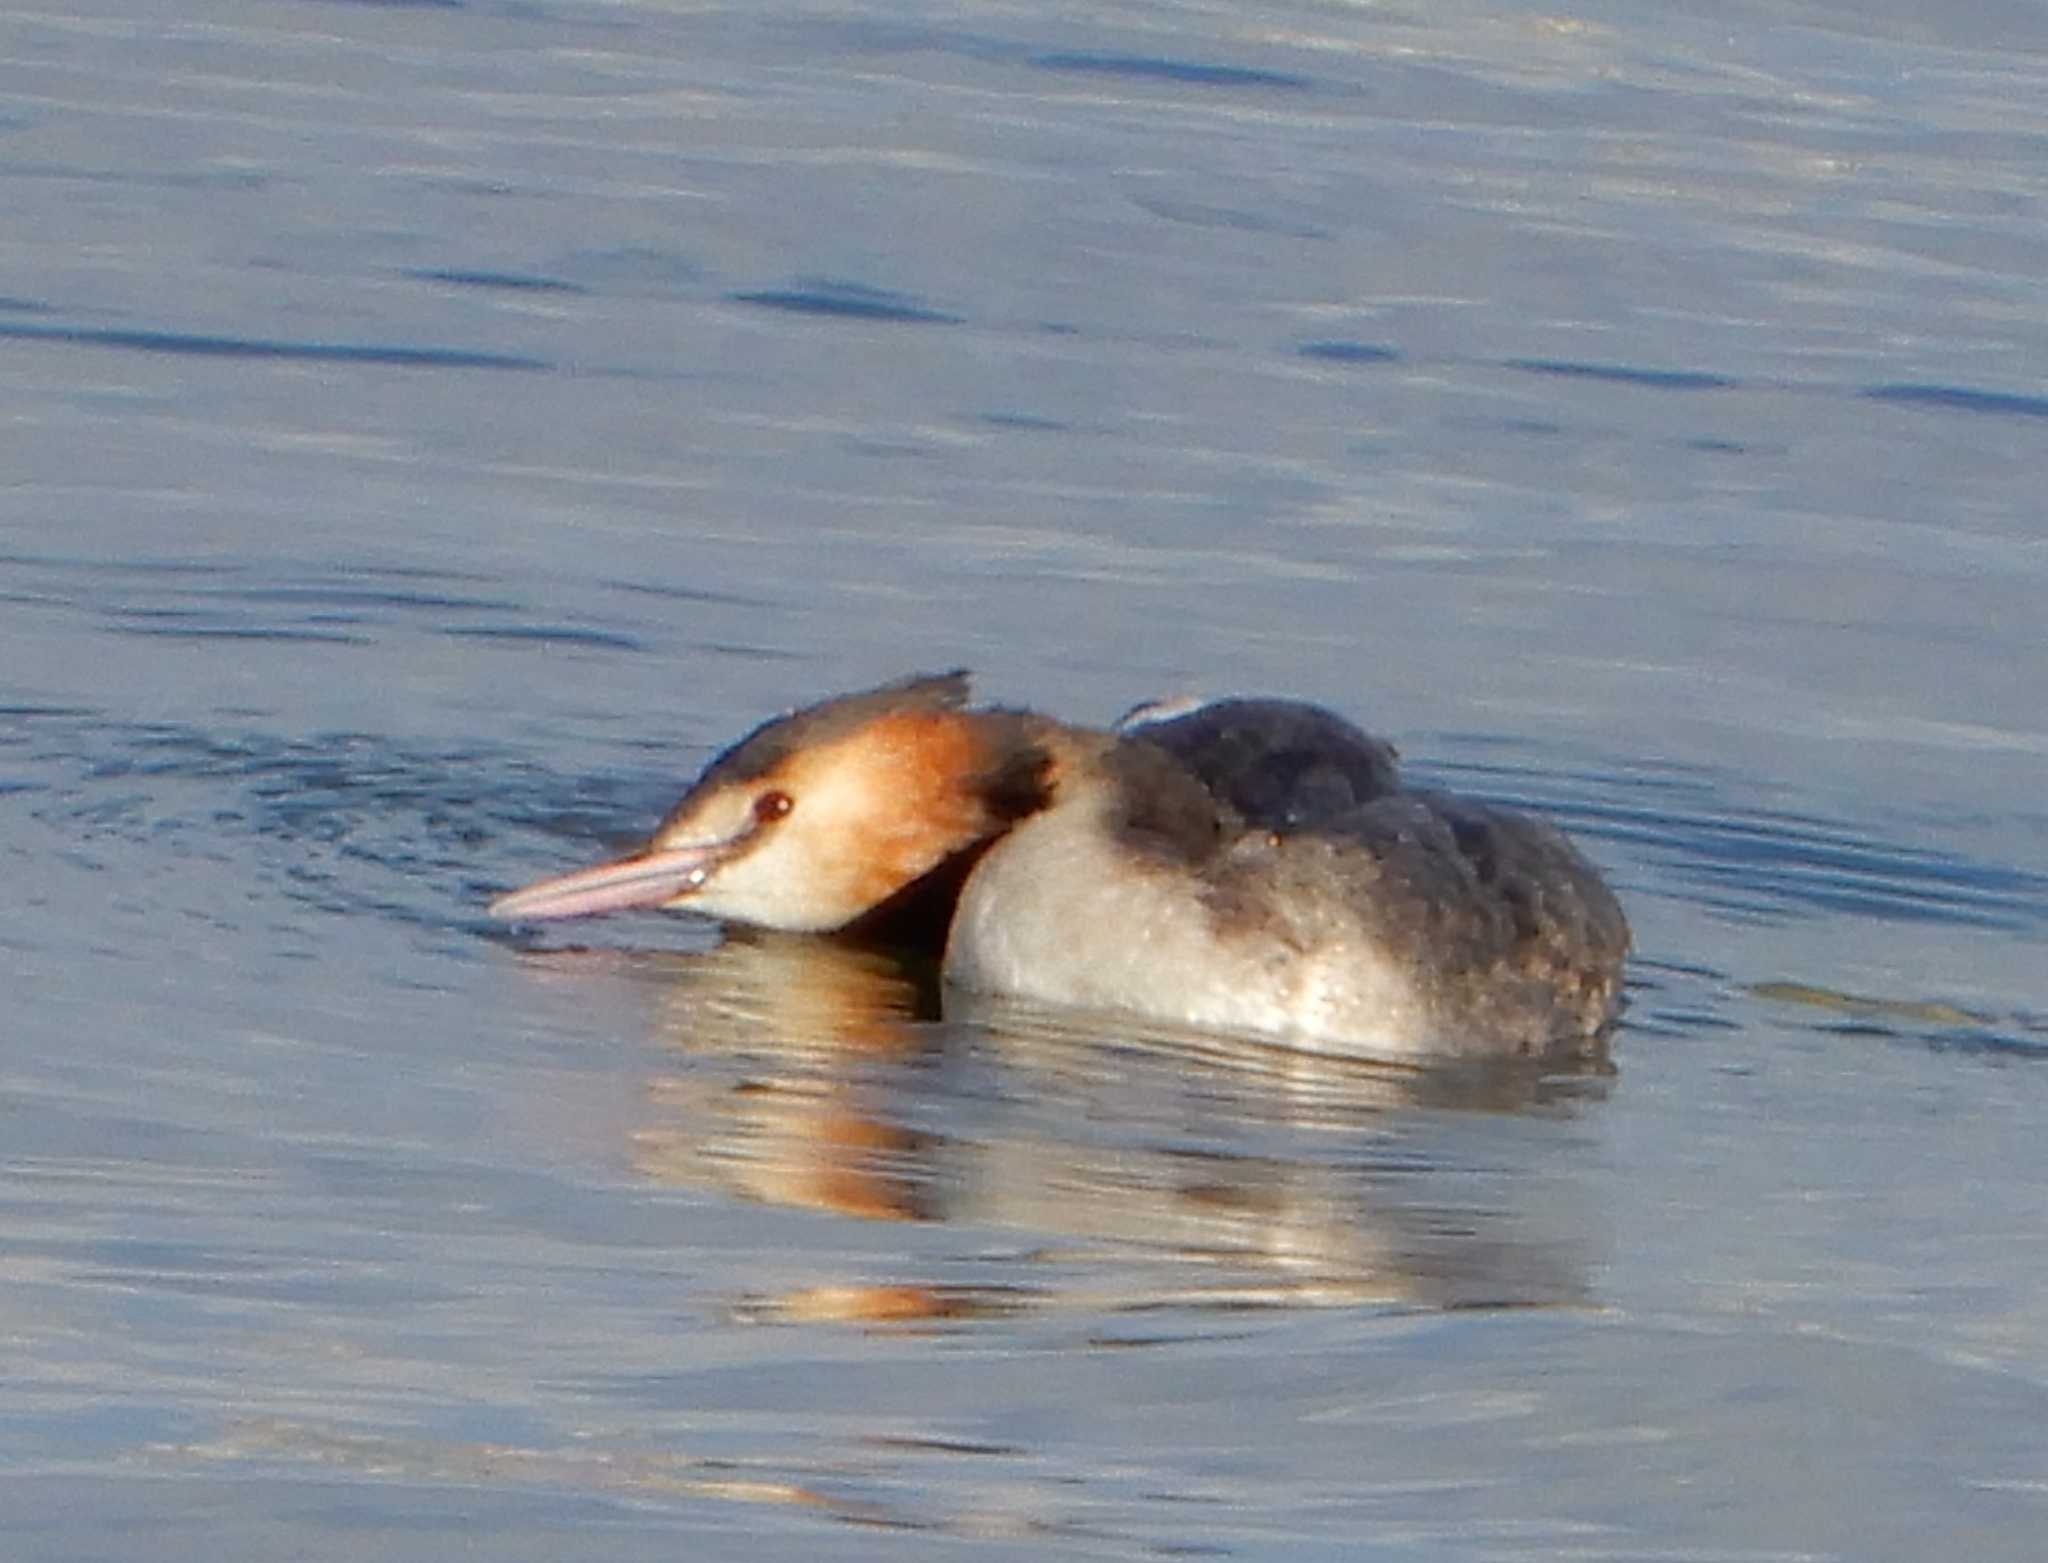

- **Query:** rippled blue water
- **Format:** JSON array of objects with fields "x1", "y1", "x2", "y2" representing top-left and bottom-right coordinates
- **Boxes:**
[{"x1": 4, "y1": 1, "x2": 2046, "y2": 1558}]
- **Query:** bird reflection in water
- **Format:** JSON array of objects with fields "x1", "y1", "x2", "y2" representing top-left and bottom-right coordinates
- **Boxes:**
[{"x1": 506, "y1": 928, "x2": 1612, "y2": 1326}]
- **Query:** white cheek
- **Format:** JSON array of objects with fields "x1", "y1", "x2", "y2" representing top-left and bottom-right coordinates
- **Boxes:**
[{"x1": 687, "y1": 830, "x2": 854, "y2": 932}]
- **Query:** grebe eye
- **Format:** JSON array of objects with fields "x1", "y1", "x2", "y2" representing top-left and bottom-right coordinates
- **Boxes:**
[{"x1": 753, "y1": 790, "x2": 793, "y2": 823}]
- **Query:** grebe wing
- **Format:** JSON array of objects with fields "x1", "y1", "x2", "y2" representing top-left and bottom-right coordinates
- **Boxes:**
[
  {"x1": 1116, "y1": 696, "x2": 1401, "y2": 830},
  {"x1": 1293, "y1": 789, "x2": 1630, "y2": 1040}
]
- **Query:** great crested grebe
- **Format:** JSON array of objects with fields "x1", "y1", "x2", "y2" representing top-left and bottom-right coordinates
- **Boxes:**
[{"x1": 490, "y1": 672, "x2": 1630, "y2": 1059}]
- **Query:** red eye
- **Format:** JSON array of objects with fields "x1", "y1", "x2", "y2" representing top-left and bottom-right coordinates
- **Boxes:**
[{"x1": 753, "y1": 790, "x2": 793, "y2": 823}]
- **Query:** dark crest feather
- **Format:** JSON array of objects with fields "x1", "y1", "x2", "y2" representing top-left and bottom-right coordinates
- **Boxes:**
[{"x1": 691, "y1": 670, "x2": 972, "y2": 792}]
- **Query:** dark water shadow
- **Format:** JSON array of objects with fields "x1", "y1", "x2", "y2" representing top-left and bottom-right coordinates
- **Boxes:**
[
  {"x1": 814, "y1": 21, "x2": 1314, "y2": 93},
  {"x1": 1862, "y1": 383, "x2": 2048, "y2": 420},
  {"x1": 0, "y1": 319, "x2": 548, "y2": 371},
  {"x1": 728, "y1": 281, "x2": 961, "y2": 325},
  {"x1": 1503, "y1": 358, "x2": 1740, "y2": 392},
  {"x1": 1027, "y1": 51, "x2": 1313, "y2": 91},
  {"x1": 404, "y1": 267, "x2": 589, "y2": 295},
  {"x1": 1298, "y1": 339, "x2": 1403, "y2": 366}
]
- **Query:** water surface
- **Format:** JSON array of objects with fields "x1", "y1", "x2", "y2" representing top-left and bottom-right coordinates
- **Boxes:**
[{"x1": 3, "y1": 1, "x2": 2046, "y2": 1558}]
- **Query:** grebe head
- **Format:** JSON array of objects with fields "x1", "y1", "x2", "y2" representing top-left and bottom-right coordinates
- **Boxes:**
[{"x1": 490, "y1": 672, "x2": 1052, "y2": 932}]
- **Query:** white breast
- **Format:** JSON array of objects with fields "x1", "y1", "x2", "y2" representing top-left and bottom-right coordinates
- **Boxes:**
[{"x1": 943, "y1": 805, "x2": 1431, "y2": 1056}]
